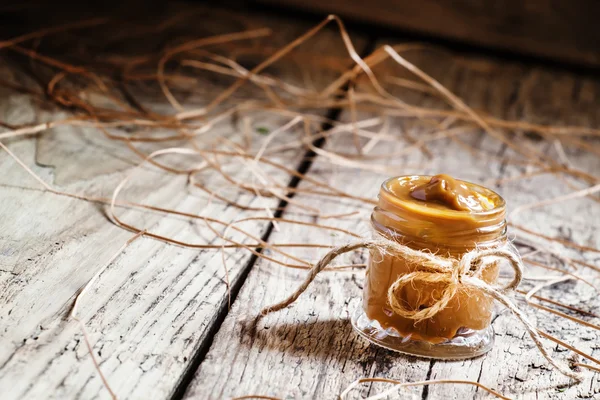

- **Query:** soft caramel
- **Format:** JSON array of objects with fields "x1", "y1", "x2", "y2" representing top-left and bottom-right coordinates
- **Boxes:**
[
  {"x1": 409, "y1": 173, "x2": 489, "y2": 212},
  {"x1": 364, "y1": 175, "x2": 506, "y2": 344}
]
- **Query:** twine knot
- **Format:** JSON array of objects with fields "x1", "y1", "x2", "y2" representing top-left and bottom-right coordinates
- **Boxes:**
[{"x1": 383, "y1": 242, "x2": 522, "y2": 322}]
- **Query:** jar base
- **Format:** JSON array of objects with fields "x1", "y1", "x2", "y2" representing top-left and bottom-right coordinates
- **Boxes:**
[{"x1": 351, "y1": 307, "x2": 494, "y2": 360}]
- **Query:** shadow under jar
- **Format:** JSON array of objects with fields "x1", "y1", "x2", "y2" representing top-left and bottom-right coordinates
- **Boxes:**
[{"x1": 352, "y1": 174, "x2": 515, "y2": 359}]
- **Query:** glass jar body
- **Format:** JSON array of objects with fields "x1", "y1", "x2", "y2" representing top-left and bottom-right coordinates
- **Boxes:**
[
  {"x1": 352, "y1": 225, "x2": 509, "y2": 359},
  {"x1": 363, "y1": 223, "x2": 503, "y2": 345}
]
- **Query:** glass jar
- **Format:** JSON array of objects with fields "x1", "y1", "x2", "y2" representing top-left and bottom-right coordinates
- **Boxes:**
[{"x1": 351, "y1": 175, "x2": 518, "y2": 359}]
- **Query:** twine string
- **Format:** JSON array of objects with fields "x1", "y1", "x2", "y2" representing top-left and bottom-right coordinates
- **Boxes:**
[{"x1": 261, "y1": 235, "x2": 582, "y2": 381}]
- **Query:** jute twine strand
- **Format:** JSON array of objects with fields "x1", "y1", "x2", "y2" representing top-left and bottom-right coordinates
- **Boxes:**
[{"x1": 261, "y1": 235, "x2": 582, "y2": 381}]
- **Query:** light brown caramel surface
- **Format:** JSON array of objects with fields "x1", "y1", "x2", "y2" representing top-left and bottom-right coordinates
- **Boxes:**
[
  {"x1": 364, "y1": 175, "x2": 505, "y2": 343},
  {"x1": 409, "y1": 173, "x2": 489, "y2": 212}
]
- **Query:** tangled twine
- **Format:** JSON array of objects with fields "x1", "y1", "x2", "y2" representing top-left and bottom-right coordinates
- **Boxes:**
[{"x1": 261, "y1": 235, "x2": 582, "y2": 381}]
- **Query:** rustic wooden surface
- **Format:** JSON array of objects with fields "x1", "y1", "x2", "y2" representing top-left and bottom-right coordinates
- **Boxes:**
[
  {"x1": 183, "y1": 47, "x2": 600, "y2": 399},
  {"x1": 0, "y1": 6, "x2": 365, "y2": 400},
  {"x1": 255, "y1": 0, "x2": 600, "y2": 68},
  {"x1": 1, "y1": 4, "x2": 599, "y2": 400}
]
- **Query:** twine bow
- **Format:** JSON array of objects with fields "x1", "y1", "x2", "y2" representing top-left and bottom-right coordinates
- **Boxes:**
[
  {"x1": 261, "y1": 236, "x2": 582, "y2": 381},
  {"x1": 384, "y1": 242, "x2": 521, "y2": 322}
]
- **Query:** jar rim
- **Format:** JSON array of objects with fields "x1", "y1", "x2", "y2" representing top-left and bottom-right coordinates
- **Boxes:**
[
  {"x1": 380, "y1": 175, "x2": 506, "y2": 218},
  {"x1": 375, "y1": 175, "x2": 507, "y2": 247}
]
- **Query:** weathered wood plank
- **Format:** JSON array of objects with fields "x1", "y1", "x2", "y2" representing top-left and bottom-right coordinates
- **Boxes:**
[
  {"x1": 183, "y1": 46, "x2": 600, "y2": 399},
  {"x1": 0, "y1": 6, "x2": 365, "y2": 400}
]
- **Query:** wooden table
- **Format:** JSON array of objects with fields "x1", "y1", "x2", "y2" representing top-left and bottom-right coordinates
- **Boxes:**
[{"x1": 1, "y1": 3, "x2": 598, "y2": 400}]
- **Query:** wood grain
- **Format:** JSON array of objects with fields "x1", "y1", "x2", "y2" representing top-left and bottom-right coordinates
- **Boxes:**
[
  {"x1": 183, "y1": 46, "x2": 600, "y2": 399},
  {"x1": 0, "y1": 6, "x2": 365, "y2": 400}
]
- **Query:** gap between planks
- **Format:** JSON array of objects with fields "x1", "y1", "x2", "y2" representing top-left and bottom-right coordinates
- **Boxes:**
[{"x1": 168, "y1": 37, "x2": 379, "y2": 400}]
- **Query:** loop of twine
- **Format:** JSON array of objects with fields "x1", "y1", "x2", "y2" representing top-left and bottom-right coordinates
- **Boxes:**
[
  {"x1": 261, "y1": 235, "x2": 582, "y2": 381},
  {"x1": 385, "y1": 243, "x2": 522, "y2": 322}
]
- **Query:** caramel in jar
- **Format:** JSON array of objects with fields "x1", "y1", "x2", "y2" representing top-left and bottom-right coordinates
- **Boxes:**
[{"x1": 363, "y1": 175, "x2": 507, "y2": 344}]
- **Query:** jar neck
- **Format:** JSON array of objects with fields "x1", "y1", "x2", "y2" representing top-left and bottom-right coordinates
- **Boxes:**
[{"x1": 371, "y1": 209, "x2": 507, "y2": 252}]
